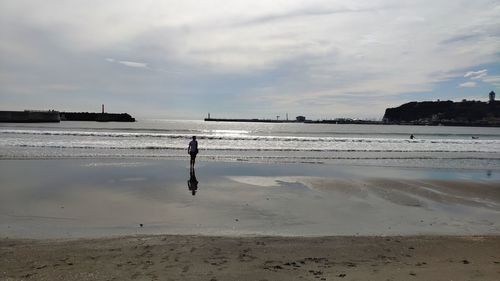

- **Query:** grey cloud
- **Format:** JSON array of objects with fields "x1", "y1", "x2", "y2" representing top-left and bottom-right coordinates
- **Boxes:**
[
  {"x1": 440, "y1": 34, "x2": 481, "y2": 45},
  {"x1": 235, "y1": 6, "x2": 384, "y2": 27}
]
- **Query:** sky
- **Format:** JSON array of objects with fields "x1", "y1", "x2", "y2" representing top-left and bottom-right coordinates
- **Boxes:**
[{"x1": 1, "y1": 0, "x2": 499, "y2": 120}]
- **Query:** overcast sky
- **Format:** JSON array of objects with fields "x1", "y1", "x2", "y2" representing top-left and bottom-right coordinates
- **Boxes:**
[{"x1": 1, "y1": 0, "x2": 499, "y2": 120}]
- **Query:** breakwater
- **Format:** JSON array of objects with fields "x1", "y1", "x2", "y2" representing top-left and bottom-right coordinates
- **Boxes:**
[
  {"x1": 0, "y1": 110, "x2": 135, "y2": 123},
  {"x1": 204, "y1": 118, "x2": 300, "y2": 123},
  {"x1": 204, "y1": 118, "x2": 383, "y2": 125},
  {"x1": 60, "y1": 112, "x2": 135, "y2": 122},
  {"x1": 0, "y1": 110, "x2": 60, "y2": 123}
]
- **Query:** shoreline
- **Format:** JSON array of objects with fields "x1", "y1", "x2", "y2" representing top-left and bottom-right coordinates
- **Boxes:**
[
  {"x1": 2, "y1": 234, "x2": 500, "y2": 280},
  {"x1": 1, "y1": 155, "x2": 500, "y2": 167}
]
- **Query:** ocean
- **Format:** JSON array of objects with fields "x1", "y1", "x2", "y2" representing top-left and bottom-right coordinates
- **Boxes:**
[
  {"x1": 2, "y1": 120, "x2": 500, "y2": 238},
  {"x1": 1, "y1": 119, "x2": 500, "y2": 170}
]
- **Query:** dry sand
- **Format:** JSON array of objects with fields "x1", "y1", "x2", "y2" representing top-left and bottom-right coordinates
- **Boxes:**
[{"x1": 2, "y1": 235, "x2": 500, "y2": 281}]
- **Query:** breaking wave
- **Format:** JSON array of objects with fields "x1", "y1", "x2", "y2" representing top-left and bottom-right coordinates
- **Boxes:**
[{"x1": 1, "y1": 129, "x2": 497, "y2": 145}]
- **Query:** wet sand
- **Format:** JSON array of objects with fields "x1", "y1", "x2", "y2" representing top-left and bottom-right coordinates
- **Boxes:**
[
  {"x1": 2, "y1": 235, "x2": 500, "y2": 281},
  {"x1": 1, "y1": 159, "x2": 499, "y2": 238}
]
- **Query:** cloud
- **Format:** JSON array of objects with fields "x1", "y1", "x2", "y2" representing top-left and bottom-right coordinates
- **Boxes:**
[
  {"x1": 440, "y1": 34, "x2": 481, "y2": 45},
  {"x1": 459, "y1": 81, "x2": 477, "y2": 88},
  {"x1": 483, "y1": 75, "x2": 500, "y2": 87},
  {"x1": 464, "y1": 69, "x2": 488, "y2": 79},
  {"x1": 461, "y1": 69, "x2": 500, "y2": 89},
  {"x1": 117, "y1": 61, "x2": 148, "y2": 69},
  {"x1": 106, "y1": 58, "x2": 148, "y2": 69},
  {"x1": 1, "y1": 0, "x2": 500, "y2": 118},
  {"x1": 42, "y1": 84, "x2": 79, "y2": 91}
]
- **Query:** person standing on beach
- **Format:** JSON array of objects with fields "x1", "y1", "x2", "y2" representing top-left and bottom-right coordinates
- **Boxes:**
[{"x1": 188, "y1": 136, "x2": 198, "y2": 167}]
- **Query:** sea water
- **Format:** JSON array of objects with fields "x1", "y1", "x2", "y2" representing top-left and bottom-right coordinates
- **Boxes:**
[
  {"x1": 1, "y1": 119, "x2": 500, "y2": 169},
  {"x1": 1, "y1": 120, "x2": 500, "y2": 238}
]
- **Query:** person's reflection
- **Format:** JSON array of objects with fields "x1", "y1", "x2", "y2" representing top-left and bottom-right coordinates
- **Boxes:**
[{"x1": 188, "y1": 167, "x2": 199, "y2": 196}]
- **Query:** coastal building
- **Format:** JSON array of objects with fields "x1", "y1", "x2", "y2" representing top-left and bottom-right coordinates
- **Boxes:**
[{"x1": 296, "y1": 116, "x2": 306, "y2": 122}]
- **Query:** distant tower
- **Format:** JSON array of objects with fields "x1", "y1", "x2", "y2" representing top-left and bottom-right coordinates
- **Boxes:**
[
  {"x1": 489, "y1": 91, "x2": 496, "y2": 103},
  {"x1": 102, "y1": 104, "x2": 104, "y2": 114},
  {"x1": 208, "y1": 113, "x2": 211, "y2": 119}
]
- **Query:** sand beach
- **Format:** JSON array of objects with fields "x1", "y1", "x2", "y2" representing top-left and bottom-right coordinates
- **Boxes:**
[{"x1": 2, "y1": 235, "x2": 500, "y2": 281}]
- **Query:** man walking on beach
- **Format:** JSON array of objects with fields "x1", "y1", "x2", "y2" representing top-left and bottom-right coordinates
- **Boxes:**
[{"x1": 188, "y1": 136, "x2": 198, "y2": 167}]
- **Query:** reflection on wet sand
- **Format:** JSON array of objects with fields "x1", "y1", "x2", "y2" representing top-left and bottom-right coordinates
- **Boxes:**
[
  {"x1": 188, "y1": 167, "x2": 199, "y2": 196},
  {"x1": 1, "y1": 159, "x2": 499, "y2": 238}
]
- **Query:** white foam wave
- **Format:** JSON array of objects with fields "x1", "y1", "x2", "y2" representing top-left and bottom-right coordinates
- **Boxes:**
[{"x1": 2, "y1": 129, "x2": 498, "y2": 145}]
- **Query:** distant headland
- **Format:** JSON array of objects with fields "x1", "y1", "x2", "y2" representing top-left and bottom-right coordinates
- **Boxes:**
[
  {"x1": 0, "y1": 105, "x2": 135, "y2": 123},
  {"x1": 383, "y1": 91, "x2": 499, "y2": 127}
]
